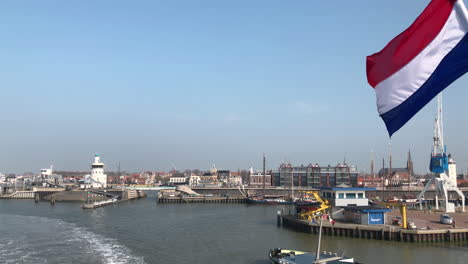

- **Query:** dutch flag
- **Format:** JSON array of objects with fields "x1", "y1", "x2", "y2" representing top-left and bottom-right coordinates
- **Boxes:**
[{"x1": 367, "y1": 0, "x2": 468, "y2": 137}]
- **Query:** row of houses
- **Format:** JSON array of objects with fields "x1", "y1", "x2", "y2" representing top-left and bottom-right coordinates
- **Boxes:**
[
  {"x1": 172, "y1": 167, "x2": 243, "y2": 187},
  {"x1": 272, "y1": 163, "x2": 359, "y2": 187},
  {"x1": 167, "y1": 163, "x2": 360, "y2": 188}
]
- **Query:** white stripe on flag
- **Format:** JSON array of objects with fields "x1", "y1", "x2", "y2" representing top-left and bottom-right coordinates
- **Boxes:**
[{"x1": 375, "y1": 2, "x2": 468, "y2": 115}]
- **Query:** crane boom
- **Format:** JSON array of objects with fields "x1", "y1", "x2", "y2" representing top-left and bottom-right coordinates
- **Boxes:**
[
  {"x1": 297, "y1": 191, "x2": 331, "y2": 221},
  {"x1": 430, "y1": 95, "x2": 448, "y2": 174}
]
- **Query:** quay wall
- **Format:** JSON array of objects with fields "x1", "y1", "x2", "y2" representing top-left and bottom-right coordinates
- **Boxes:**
[
  {"x1": 191, "y1": 188, "x2": 467, "y2": 200},
  {"x1": 365, "y1": 190, "x2": 462, "y2": 200},
  {"x1": 280, "y1": 215, "x2": 468, "y2": 243}
]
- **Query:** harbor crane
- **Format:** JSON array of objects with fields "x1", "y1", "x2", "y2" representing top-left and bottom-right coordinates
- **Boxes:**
[{"x1": 417, "y1": 95, "x2": 465, "y2": 213}]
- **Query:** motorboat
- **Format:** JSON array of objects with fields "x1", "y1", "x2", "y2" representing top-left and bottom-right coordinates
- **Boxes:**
[
  {"x1": 246, "y1": 197, "x2": 294, "y2": 205},
  {"x1": 268, "y1": 248, "x2": 359, "y2": 264},
  {"x1": 268, "y1": 215, "x2": 361, "y2": 263}
]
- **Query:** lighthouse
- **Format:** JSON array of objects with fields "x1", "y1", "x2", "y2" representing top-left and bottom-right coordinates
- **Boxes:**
[
  {"x1": 90, "y1": 154, "x2": 107, "y2": 188},
  {"x1": 448, "y1": 154, "x2": 458, "y2": 188}
]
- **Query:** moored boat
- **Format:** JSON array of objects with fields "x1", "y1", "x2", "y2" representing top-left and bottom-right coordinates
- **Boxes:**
[
  {"x1": 268, "y1": 212, "x2": 361, "y2": 263},
  {"x1": 268, "y1": 248, "x2": 359, "y2": 264},
  {"x1": 295, "y1": 200, "x2": 321, "y2": 213},
  {"x1": 246, "y1": 197, "x2": 294, "y2": 205}
]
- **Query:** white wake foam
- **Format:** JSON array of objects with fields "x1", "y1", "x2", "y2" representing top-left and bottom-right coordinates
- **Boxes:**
[{"x1": 0, "y1": 214, "x2": 145, "y2": 264}]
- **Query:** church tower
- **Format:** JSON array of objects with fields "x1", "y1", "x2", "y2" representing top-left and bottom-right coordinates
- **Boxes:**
[{"x1": 407, "y1": 150, "x2": 414, "y2": 181}]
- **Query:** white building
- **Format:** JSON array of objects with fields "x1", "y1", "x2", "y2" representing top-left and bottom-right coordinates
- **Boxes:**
[
  {"x1": 90, "y1": 154, "x2": 107, "y2": 188},
  {"x1": 228, "y1": 175, "x2": 243, "y2": 186},
  {"x1": 448, "y1": 155, "x2": 458, "y2": 187},
  {"x1": 169, "y1": 176, "x2": 187, "y2": 185},
  {"x1": 321, "y1": 185, "x2": 375, "y2": 207},
  {"x1": 41, "y1": 167, "x2": 53, "y2": 178},
  {"x1": 38, "y1": 166, "x2": 63, "y2": 186},
  {"x1": 189, "y1": 175, "x2": 201, "y2": 186}
]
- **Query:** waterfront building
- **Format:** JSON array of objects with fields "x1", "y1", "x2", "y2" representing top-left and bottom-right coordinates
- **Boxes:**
[
  {"x1": 216, "y1": 169, "x2": 242, "y2": 187},
  {"x1": 218, "y1": 170, "x2": 230, "y2": 183},
  {"x1": 169, "y1": 175, "x2": 187, "y2": 185},
  {"x1": 249, "y1": 171, "x2": 272, "y2": 187},
  {"x1": 200, "y1": 171, "x2": 219, "y2": 185},
  {"x1": 320, "y1": 185, "x2": 389, "y2": 225},
  {"x1": 40, "y1": 167, "x2": 53, "y2": 179},
  {"x1": 189, "y1": 175, "x2": 201, "y2": 186},
  {"x1": 272, "y1": 163, "x2": 358, "y2": 187},
  {"x1": 321, "y1": 185, "x2": 374, "y2": 207},
  {"x1": 88, "y1": 154, "x2": 107, "y2": 188},
  {"x1": 343, "y1": 206, "x2": 391, "y2": 225},
  {"x1": 227, "y1": 174, "x2": 242, "y2": 186},
  {"x1": 37, "y1": 166, "x2": 63, "y2": 186}
]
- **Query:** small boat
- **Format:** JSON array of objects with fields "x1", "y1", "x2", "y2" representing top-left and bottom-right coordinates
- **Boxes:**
[
  {"x1": 246, "y1": 197, "x2": 294, "y2": 205},
  {"x1": 268, "y1": 216, "x2": 361, "y2": 263},
  {"x1": 268, "y1": 248, "x2": 359, "y2": 264},
  {"x1": 295, "y1": 200, "x2": 321, "y2": 213}
]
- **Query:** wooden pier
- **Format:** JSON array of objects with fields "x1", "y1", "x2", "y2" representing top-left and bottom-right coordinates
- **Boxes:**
[
  {"x1": 158, "y1": 196, "x2": 247, "y2": 204},
  {"x1": 0, "y1": 191, "x2": 35, "y2": 199},
  {"x1": 280, "y1": 215, "x2": 468, "y2": 243}
]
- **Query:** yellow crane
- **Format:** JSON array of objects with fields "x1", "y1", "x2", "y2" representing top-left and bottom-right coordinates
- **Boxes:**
[
  {"x1": 376, "y1": 201, "x2": 409, "y2": 229},
  {"x1": 297, "y1": 191, "x2": 331, "y2": 222}
]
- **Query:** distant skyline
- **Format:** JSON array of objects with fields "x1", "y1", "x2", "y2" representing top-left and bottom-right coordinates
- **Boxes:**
[{"x1": 1, "y1": 1, "x2": 468, "y2": 174}]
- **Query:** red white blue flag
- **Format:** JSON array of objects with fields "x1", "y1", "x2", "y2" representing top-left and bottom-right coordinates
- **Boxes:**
[{"x1": 366, "y1": 0, "x2": 468, "y2": 136}]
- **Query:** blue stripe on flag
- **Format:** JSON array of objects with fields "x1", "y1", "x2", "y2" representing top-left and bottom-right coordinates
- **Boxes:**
[{"x1": 381, "y1": 32, "x2": 468, "y2": 137}]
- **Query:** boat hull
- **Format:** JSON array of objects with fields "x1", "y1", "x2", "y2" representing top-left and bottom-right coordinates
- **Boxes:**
[
  {"x1": 295, "y1": 201, "x2": 321, "y2": 213},
  {"x1": 246, "y1": 198, "x2": 294, "y2": 205}
]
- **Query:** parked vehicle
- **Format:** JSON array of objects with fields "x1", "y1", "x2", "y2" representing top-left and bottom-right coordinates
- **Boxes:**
[
  {"x1": 392, "y1": 216, "x2": 401, "y2": 226},
  {"x1": 408, "y1": 221, "x2": 417, "y2": 230},
  {"x1": 440, "y1": 214, "x2": 453, "y2": 224}
]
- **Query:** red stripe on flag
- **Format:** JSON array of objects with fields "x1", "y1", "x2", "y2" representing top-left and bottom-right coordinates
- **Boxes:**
[{"x1": 366, "y1": 0, "x2": 456, "y2": 88}]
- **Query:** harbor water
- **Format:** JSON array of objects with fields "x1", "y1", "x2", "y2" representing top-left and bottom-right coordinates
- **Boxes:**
[{"x1": 1, "y1": 197, "x2": 468, "y2": 264}]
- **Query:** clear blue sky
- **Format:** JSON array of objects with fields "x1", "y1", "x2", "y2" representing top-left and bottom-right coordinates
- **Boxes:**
[{"x1": 1, "y1": 0, "x2": 468, "y2": 174}]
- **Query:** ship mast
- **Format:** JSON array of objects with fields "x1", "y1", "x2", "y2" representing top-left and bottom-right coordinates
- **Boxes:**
[{"x1": 262, "y1": 154, "x2": 266, "y2": 197}]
